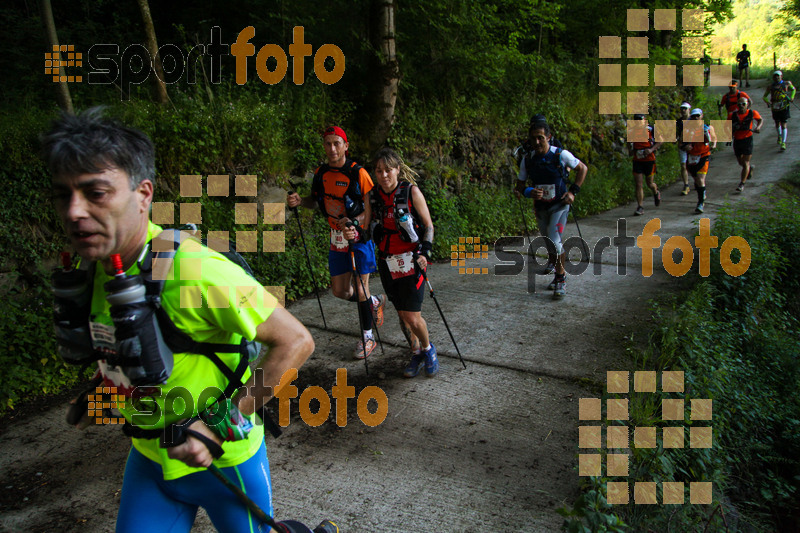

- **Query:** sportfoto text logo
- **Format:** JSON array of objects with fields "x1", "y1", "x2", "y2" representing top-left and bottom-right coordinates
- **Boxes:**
[
  {"x1": 94, "y1": 368, "x2": 388, "y2": 429},
  {"x1": 452, "y1": 218, "x2": 750, "y2": 292},
  {"x1": 47, "y1": 26, "x2": 345, "y2": 99}
]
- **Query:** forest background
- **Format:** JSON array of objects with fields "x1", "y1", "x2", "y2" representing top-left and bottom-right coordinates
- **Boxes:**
[{"x1": 1, "y1": 0, "x2": 800, "y2": 531}]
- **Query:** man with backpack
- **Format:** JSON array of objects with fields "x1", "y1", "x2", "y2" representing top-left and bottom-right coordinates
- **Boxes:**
[
  {"x1": 763, "y1": 70, "x2": 796, "y2": 151},
  {"x1": 516, "y1": 120, "x2": 588, "y2": 300},
  {"x1": 42, "y1": 108, "x2": 315, "y2": 533},
  {"x1": 629, "y1": 114, "x2": 662, "y2": 216},
  {"x1": 680, "y1": 108, "x2": 718, "y2": 214},
  {"x1": 287, "y1": 126, "x2": 386, "y2": 359},
  {"x1": 735, "y1": 44, "x2": 751, "y2": 88},
  {"x1": 727, "y1": 97, "x2": 762, "y2": 192}
]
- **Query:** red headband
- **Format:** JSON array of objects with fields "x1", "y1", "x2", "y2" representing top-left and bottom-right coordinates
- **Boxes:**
[{"x1": 322, "y1": 126, "x2": 348, "y2": 143}]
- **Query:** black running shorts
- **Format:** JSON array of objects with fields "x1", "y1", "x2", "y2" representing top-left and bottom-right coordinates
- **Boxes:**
[
  {"x1": 378, "y1": 257, "x2": 425, "y2": 312},
  {"x1": 733, "y1": 136, "x2": 753, "y2": 156},
  {"x1": 772, "y1": 108, "x2": 790, "y2": 122},
  {"x1": 632, "y1": 160, "x2": 656, "y2": 176}
]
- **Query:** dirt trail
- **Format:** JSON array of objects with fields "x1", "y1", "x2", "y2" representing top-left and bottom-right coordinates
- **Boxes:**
[{"x1": 1, "y1": 80, "x2": 798, "y2": 532}]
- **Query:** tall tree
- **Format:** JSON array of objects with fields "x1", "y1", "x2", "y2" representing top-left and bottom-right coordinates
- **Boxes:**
[
  {"x1": 365, "y1": 0, "x2": 399, "y2": 155},
  {"x1": 39, "y1": 0, "x2": 73, "y2": 113},
  {"x1": 136, "y1": 0, "x2": 168, "y2": 104}
]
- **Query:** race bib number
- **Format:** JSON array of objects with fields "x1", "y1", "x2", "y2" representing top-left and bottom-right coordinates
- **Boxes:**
[
  {"x1": 688, "y1": 154, "x2": 701, "y2": 165},
  {"x1": 386, "y1": 252, "x2": 415, "y2": 280},
  {"x1": 540, "y1": 184, "x2": 556, "y2": 201},
  {"x1": 330, "y1": 229, "x2": 349, "y2": 251}
]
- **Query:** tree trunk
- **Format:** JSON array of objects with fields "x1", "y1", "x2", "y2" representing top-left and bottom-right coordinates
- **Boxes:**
[
  {"x1": 365, "y1": 0, "x2": 399, "y2": 155},
  {"x1": 136, "y1": 0, "x2": 168, "y2": 104},
  {"x1": 40, "y1": 0, "x2": 73, "y2": 113}
]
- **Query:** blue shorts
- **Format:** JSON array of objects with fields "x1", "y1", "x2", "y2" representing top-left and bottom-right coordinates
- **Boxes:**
[
  {"x1": 117, "y1": 442, "x2": 273, "y2": 533},
  {"x1": 329, "y1": 241, "x2": 378, "y2": 277}
]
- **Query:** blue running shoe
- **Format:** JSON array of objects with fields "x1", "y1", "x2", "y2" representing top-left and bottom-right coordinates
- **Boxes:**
[
  {"x1": 423, "y1": 343, "x2": 439, "y2": 377},
  {"x1": 403, "y1": 353, "x2": 425, "y2": 378}
]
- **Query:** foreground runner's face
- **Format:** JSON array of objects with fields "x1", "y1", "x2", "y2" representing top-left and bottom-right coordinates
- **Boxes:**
[
  {"x1": 51, "y1": 167, "x2": 152, "y2": 267},
  {"x1": 680, "y1": 108, "x2": 690, "y2": 118},
  {"x1": 374, "y1": 159, "x2": 399, "y2": 193},
  {"x1": 323, "y1": 134, "x2": 348, "y2": 167},
  {"x1": 530, "y1": 128, "x2": 551, "y2": 156}
]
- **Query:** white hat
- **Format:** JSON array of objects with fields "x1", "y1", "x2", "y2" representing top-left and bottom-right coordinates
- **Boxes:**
[
  {"x1": 680, "y1": 102, "x2": 691, "y2": 109},
  {"x1": 773, "y1": 70, "x2": 783, "y2": 77},
  {"x1": 690, "y1": 108, "x2": 703, "y2": 117}
]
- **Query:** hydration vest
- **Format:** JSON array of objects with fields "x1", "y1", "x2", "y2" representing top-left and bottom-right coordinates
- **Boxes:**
[
  {"x1": 523, "y1": 146, "x2": 569, "y2": 203},
  {"x1": 311, "y1": 158, "x2": 366, "y2": 225},
  {"x1": 59, "y1": 229, "x2": 259, "y2": 398},
  {"x1": 731, "y1": 110, "x2": 754, "y2": 132},
  {"x1": 370, "y1": 181, "x2": 422, "y2": 255},
  {"x1": 688, "y1": 124, "x2": 712, "y2": 157},
  {"x1": 770, "y1": 81, "x2": 791, "y2": 110}
]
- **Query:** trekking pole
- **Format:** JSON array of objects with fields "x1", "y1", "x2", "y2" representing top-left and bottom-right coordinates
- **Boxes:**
[
  {"x1": 288, "y1": 183, "x2": 327, "y2": 329},
  {"x1": 570, "y1": 208, "x2": 591, "y2": 262},
  {"x1": 516, "y1": 192, "x2": 531, "y2": 248},
  {"x1": 345, "y1": 222, "x2": 385, "y2": 359},
  {"x1": 344, "y1": 221, "x2": 384, "y2": 373},
  {"x1": 420, "y1": 269, "x2": 466, "y2": 369}
]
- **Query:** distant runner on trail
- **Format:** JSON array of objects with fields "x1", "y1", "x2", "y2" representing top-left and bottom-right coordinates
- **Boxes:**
[
  {"x1": 728, "y1": 97, "x2": 762, "y2": 192},
  {"x1": 718, "y1": 81, "x2": 751, "y2": 117},
  {"x1": 628, "y1": 113, "x2": 662, "y2": 216},
  {"x1": 287, "y1": 126, "x2": 387, "y2": 360},
  {"x1": 516, "y1": 119, "x2": 588, "y2": 300},
  {"x1": 677, "y1": 102, "x2": 692, "y2": 195},
  {"x1": 735, "y1": 44, "x2": 751, "y2": 88},
  {"x1": 350, "y1": 148, "x2": 439, "y2": 378},
  {"x1": 680, "y1": 108, "x2": 717, "y2": 214},
  {"x1": 763, "y1": 70, "x2": 796, "y2": 152}
]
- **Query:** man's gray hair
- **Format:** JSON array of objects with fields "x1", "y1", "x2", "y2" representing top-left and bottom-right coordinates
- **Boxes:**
[{"x1": 40, "y1": 106, "x2": 155, "y2": 189}]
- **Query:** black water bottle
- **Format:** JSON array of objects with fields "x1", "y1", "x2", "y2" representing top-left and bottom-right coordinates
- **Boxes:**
[
  {"x1": 104, "y1": 253, "x2": 173, "y2": 385},
  {"x1": 52, "y1": 252, "x2": 94, "y2": 363}
]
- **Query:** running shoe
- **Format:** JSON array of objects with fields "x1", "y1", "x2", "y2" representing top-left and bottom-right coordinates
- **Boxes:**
[
  {"x1": 681, "y1": 185, "x2": 690, "y2": 196},
  {"x1": 778, "y1": 137, "x2": 782, "y2": 146},
  {"x1": 542, "y1": 261, "x2": 556, "y2": 275},
  {"x1": 736, "y1": 182, "x2": 744, "y2": 192},
  {"x1": 423, "y1": 343, "x2": 439, "y2": 377},
  {"x1": 371, "y1": 295, "x2": 386, "y2": 327},
  {"x1": 781, "y1": 141, "x2": 787, "y2": 151},
  {"x1": 634, "y1": 205, "x2": 644, "y2": 216},
  {"x1": 354, "y1": 337, "x2": 377, "y2": 359},
  {"x1": 553, "y1": 278, "x2": 566, "y2": 300},
  {"x1": 547, "y1": 275, "x2": 559, "y2": 290},
  {"x1": 654, "y1": 190, "x2": 661, "y2": 207},
  {"x1": 403, "y1": 353, "x2": 425, "y2": 378},
  {"x1": 695, "y1": 202, "x2": 705, "y2": 214}
]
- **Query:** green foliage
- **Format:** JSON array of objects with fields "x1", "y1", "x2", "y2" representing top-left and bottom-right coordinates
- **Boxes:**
[
  {"x1": 562, "y1": 196, "x2": 800, "y2": 532},
  {"x1": 0, "y1": 285, "x2": 88, "y2": 411}
]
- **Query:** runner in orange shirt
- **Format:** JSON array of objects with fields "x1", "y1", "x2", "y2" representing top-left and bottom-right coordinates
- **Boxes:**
[
  {"x1": 629, "y1": 114, "x2": 661, "y2": 216},
  {"x1": 680, "y1": 109, "x2": 717, "y2": 214},
  {"x1": 718, "y1": 81, "x2": 751, "y2": 117},
  {"x1": 287, "y1": 126, "x2": 386, "y2": 359},
  {"x1": 727, "y1": 97, "x2": 762, "y2": 192}
]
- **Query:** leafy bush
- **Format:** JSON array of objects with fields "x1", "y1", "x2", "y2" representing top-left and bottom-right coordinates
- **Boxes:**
[{"x1": 561, "y1": 196, "x2": 800, "y2": 532}]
